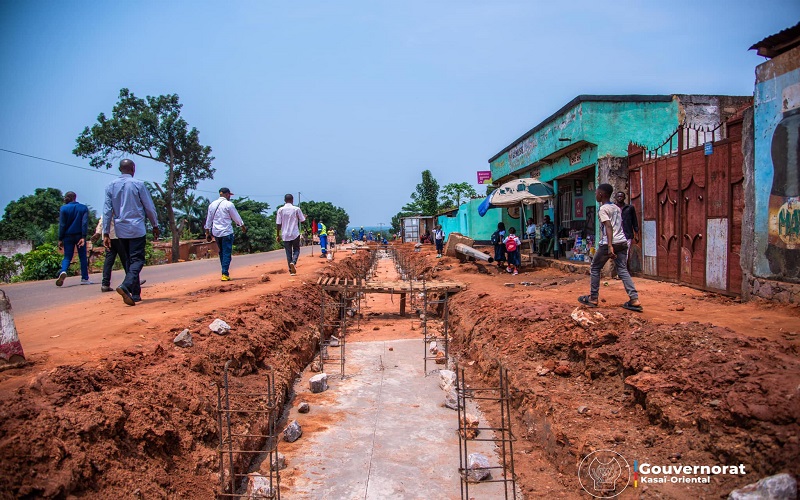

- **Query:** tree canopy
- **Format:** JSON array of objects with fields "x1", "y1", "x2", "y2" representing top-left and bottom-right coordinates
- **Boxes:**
[
  {"x1": 73, "y1": 88, "x2": 215, "y2": 262},
  {"x1": 234, "y1": 198, "x2": 276, "y2": 253},
  {"x1": 440, "y1": 182, "x2": 477, "y2": 209},
  {"x1": 0, "y1": 188, "x2": 64, "y2": 244},
  {"x1": 298, "y1": 200, "x2": 349, "y2": 239},
  {"x1": 404, "y1": 170, "x2": 440, "y2": 216}
]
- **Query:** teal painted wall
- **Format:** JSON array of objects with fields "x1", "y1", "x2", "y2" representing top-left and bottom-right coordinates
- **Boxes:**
[
  {"x1": 437, "y1": 198, "x2": 503, "y2": 242},
  {"x1": 490, "y1": 99, "x2": 681, "y2": 181}
]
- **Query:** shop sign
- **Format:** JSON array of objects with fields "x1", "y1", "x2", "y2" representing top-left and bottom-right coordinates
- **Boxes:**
[
  {"x1": 575, "y1": 197, "x2": 584, "y2": 218},
  {"x1": 477, "y1": 171, "x2": 492, "y2": 184}
]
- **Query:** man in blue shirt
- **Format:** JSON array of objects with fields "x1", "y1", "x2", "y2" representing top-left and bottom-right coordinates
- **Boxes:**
[
  {"x1": 56, "y1": 191, "x2": 90, "y2": 287},
  {"x1": 103, "y1": 159, "x2": 160, "y2": 306}
]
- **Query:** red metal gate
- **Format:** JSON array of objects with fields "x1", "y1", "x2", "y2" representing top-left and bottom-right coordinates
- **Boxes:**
[{"x1": 628, "y1": 117, "x2": 744, "y2": 295}]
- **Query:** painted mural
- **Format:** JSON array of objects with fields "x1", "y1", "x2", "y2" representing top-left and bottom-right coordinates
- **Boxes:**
[{"x1": 755, "y1": 62, "x2": 800, "y2": 281}]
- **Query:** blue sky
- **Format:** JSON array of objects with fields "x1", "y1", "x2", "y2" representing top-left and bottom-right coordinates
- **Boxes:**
[{"x1": 1, "y1": 1, "x2": 798, "y2": 226}]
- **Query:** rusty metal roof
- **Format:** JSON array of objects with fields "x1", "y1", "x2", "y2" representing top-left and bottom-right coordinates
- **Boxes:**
[{"x1": 750, "y1": 22, "x2": 800, "y2": 58}]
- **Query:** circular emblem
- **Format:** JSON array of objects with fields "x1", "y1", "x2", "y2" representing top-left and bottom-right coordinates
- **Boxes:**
[{"x1": 577, "y1": 450, "x2": 631, "y2": 498}]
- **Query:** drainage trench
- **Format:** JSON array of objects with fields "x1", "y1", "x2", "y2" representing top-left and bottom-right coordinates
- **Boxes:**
[{"x1": 223, "y1": 244, "x2": 519, "y2": 499}]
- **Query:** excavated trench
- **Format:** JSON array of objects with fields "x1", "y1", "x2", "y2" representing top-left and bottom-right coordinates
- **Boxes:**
[{"x1": 2, "y1": 244, "x2": 799, "y2": 499}]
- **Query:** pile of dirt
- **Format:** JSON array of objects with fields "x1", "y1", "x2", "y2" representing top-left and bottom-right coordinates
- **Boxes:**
[
  {"x1": 0, "y1": 277, "x2": 344, "y2": 497},
  {"x1": 442, "y1": 269, "x2": 800, "y2": 497}
]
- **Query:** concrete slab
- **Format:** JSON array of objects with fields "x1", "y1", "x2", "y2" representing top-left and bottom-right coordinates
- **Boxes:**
[{"x1": 279, "y1": 338, "x2": 513, "y2": 499}]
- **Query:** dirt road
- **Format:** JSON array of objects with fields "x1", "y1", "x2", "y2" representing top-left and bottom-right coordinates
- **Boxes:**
[{"x1": 0, "y1": 243, "x2": 797, "y2": 498}]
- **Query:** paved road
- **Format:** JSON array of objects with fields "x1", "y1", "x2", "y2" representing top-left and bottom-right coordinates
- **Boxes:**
[{"x1": 1, "y1": 245, "x2": 321, "y2": 315}]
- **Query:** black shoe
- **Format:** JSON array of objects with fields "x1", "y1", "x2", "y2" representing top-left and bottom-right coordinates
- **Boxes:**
[
  {"x1": 140, "y1": 280, "x2": 147, "y2": 286},
  {"x1": 132, "y1": 295, "x2": 142, "y2": 303},
  {"x1": 116, "y1": 285, "x2": 136, "y2": 306},
  {"x1": 101, "y1": 285, "x2": 112, "y2": 292}
]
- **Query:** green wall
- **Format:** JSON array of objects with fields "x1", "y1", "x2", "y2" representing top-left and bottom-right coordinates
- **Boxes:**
[
  {"x1": 490, "y1": 98, "x2": 681, "y2": 181},
  {"x1": 438, "y1": 198, "x2": 503, "y2": 242}
]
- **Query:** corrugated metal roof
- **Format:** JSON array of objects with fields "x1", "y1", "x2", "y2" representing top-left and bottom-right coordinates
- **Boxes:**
[{"x1": 750, "y1": 22, "x2": 800, "y2": 58}]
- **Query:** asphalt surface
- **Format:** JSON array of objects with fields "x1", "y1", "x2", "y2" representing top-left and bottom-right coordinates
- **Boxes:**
[{"x1": 1, "y1": 245, "x2": 320, "y2": 315}]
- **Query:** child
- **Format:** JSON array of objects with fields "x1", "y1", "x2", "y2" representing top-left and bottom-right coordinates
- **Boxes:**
[
  {"x1": 503, "y1": 227, "x2": 521, "y2": 275},
  {"x1": 578, "y1": 183, "x2": 643, "y2": 312},
  {"x1": 491, "y1": 222, "x2": 506, "y2": 270},
  {"x1": 434, "y1": 225, "x2": 445, "y2": 258}
]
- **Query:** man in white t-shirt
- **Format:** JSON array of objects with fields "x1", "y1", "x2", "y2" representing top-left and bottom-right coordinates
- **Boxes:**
[
  {"x1": 205, "y1": 187, "x2": 246, "y2": 281},
  {"x1": 276, "y1": 193, "x2": 306, "y2": 276},
  {"x1": 578, "y1": 183, "x2": 642, "y2": 312}
]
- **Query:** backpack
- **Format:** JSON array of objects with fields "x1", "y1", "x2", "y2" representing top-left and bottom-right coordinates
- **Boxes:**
[{"x1": 505, "y1": 237, "x2": 518, "y2": 252}]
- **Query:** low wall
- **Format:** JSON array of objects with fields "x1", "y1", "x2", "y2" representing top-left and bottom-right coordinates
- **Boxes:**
[{"x1": 743, "y1": 273, "x2": 800, "y2": 304}]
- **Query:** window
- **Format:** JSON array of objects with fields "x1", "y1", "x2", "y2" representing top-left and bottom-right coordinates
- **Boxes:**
[{"x1": 560, "y1": 188, "x2": 573, "y2": 227}]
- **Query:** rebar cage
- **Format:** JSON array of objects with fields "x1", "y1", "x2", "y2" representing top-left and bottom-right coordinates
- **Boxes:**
[
  {"x1": 215, "y1": 361, "x2": 281, "y2": 499},
  {"x1": 456, "y1": 365, "x2": 517, "y2": 500}
]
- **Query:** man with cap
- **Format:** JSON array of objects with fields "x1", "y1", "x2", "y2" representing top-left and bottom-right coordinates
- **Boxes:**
[
  {"x1": 103, "y1": 159, "x2": 159, "y2": 306},
  {"x1": 276, "y1": 193, "x2": 306, "y2": 275},
  {"x1": 205, "y1": 187, "x2": 246, "y2": 281}
]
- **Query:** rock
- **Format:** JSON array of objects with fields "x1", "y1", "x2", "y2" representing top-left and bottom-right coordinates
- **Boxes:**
[
  {"x1": 173, "y1": 329, "x2": 193, "y2": 348},
  {"x1": 543, "y1": 359, "x2": 557, "y2": 370},
  {"x1": 429, "y1": 341, "x2": 438, "y2": 354},
  {"x1": 309, "y1": 373, "x2": 328, "y2": 393},
  {"x1": 298, "y1": 402, "x2": 310, "y2": 414},
  {"x1": 709, "y1": 399, "x2": 722, "y2": 408},
  {"x1": 283, "y1": 420, "x2": 302, "y2": 443},
  {"x1": 676, "y1": 305, "x2": 685, "y2": 311},
  {"x1": 435, "y1": 351, "x2": 447, "y2": 365},
  {"x1": 245, "y1": 473, "x2": 275, "y2": 498},
  {"x1": 554, "y1": 365, "x2": 571, "y2": 376},
  {"x1": 536, "y1": 366, "x2": 550, "y2": 376},
  {"x1": 460, "y1": 413, "x2": 480, "y2": 439},
  {"x1": 310, "y1": 359, "x2": 322, "y2": 372},
  {"x1": 373, "y1": 326, "x2": 380, "y2": 331},
  {"x1": 208, "y1": 319, "x2": 231, "y2": 335},
  {"x1": 439, "y1": 370, "x2": 457, "y2": 392},
  {"x1": 465, "y1": 453, "x2": 492, "y2": 482},
  {"x1": 444, "y1": 388, "x2": 458, "y2": 410},
  {"x1": 728, "y1": 473, "x2": 797, "y2": 500},
  {"x1": 577, "y1": 405, "x2": 589, "y2": 414},
  {"x1": 388, "y1": 347, "x2": 393, "y2": 351},
  {"x1": 504, "y1": 283, "x2": 515, "y2": 287},
  {"x1": 271, "y1": 452, "x2": 286, "y2": 471},
  {"x1": 329, "y1": 336, "x2": 339, "y2": 347},
  {"x1": 260, "y1": 274, "x2": 270, "y2": 282},
  {"x1": 571, "y1": 307, "x2": 605, "y2": 327}
]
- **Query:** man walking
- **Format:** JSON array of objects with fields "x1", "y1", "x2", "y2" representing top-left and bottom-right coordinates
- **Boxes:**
[
  {"x1": 205, "y1": 187, "x2": 246, "y2": 281},
  {"x1": 92, "y1": 217, "x2": 128, "y2": 292},
  {"x1": 614, "y1": 191, "x2": 640, "y2": 261},
  {"x1": 318, "y1": 220, "x2": 328, "y2": 258},
  {"x1": 276, "y1": 193, "x2": 306, "y2": 275},
  {"x1": 103, "y1": 159, "x2": 159, "y2": 306},
  {"x1": 56, "y1": 191, "x2": 91, "y2": 286}
]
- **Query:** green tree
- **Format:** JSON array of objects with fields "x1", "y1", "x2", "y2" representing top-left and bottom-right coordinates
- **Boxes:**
[
  {"x1": 175, "y1": 192, "x2": 209, "y2": 237},
  {"x1": 0, "y1": 188, "x2": 64, "y2": 245},
  {"x1": 234, "y1": 198, "x2": 276, "y2": 253},
  {"x1": 440, "y1": 182, "x2": 477, "y2": 209},
  {"x1": 298, "y1": 201, "x2": 350, "y2": 240},
  {"x1": 73, "y1": 88, "x2": 215, "y2": 262},
  {"x1": 407, "y1": 170, "x2": 440, "y2": 216},
  {"x1": 0, "y1": 255, "x2": 22, "y2": 283}
]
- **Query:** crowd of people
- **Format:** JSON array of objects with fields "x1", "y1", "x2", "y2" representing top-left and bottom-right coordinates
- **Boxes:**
[{"x1": 55, "y1": 159, "x2": 642, "y2": 312}]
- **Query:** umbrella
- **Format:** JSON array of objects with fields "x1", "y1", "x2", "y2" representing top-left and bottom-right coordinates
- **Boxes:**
[{"x1": 478, "y1": 178, "x2": 554, "y2": 217}]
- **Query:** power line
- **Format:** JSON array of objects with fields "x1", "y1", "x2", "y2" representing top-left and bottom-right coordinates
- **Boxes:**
[{"x1": 0, "y1": 147, "x2": 300, "y2": 201}]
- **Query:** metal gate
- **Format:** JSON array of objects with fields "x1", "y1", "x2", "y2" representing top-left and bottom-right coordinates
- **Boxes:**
[{"x1": 628, "y1": 117, "x2": 744, "y2": 295}]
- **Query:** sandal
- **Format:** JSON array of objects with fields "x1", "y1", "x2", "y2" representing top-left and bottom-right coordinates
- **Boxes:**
[
  {"x1": 578, "y1": 295, "x2": 598, "y2": 308},
  {"x1": 622, "y1": 300, "x2": 643, "y2": 313}
]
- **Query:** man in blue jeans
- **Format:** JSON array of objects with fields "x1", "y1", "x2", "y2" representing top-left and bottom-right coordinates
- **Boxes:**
[
  {"x1": 56, "y1": 191, "x2": 91, "y2": 286},
  {"x1": 103, "y1": 159, "x2": 160, "y2": 306},
  {"x1": 205, "y1": 187, "x2": 246, "y2": 281}
]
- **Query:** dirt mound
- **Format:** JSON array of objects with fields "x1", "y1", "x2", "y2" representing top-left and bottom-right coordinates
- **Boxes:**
[
  {"x1": 0, "y1": 282, "x2": 325, "y2": 498},
  {"x1": 447, "y1": 286, "x2": 800, "y2": 497}
]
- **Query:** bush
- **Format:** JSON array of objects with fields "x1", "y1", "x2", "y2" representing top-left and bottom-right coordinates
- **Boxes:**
[
  {"x1": 0, "y1": 255, "x2": 22, "y2": 283},
  {"x1": 18, "y1": 243, "x2": 62, "y2": 281}
]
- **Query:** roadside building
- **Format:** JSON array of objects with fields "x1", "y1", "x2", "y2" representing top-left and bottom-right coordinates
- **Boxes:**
[
  {"x1": 486, "y1": 94, "x2": 750, "y2": 279},
  {"x1": 742, "y1": 22, "x2": 800, "y2": 303}
]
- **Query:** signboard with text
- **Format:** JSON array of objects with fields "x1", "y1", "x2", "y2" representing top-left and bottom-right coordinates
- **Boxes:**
[{"x1": 477, "y1": 171, "x2": 492, "y2": 184}]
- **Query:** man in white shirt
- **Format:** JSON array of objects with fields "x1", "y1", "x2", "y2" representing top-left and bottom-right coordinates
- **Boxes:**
[
  {"x1": 276, "y1": 193, "x2": 306, "y2": 276},
  {"x1": 205, "y1": 187, "x2": 246, "y2": 281}
]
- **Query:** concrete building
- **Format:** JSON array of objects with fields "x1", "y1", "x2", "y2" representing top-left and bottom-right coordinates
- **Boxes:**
[{"x1": 742, "y1": 22, "x2": 800, "y2": 303}]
